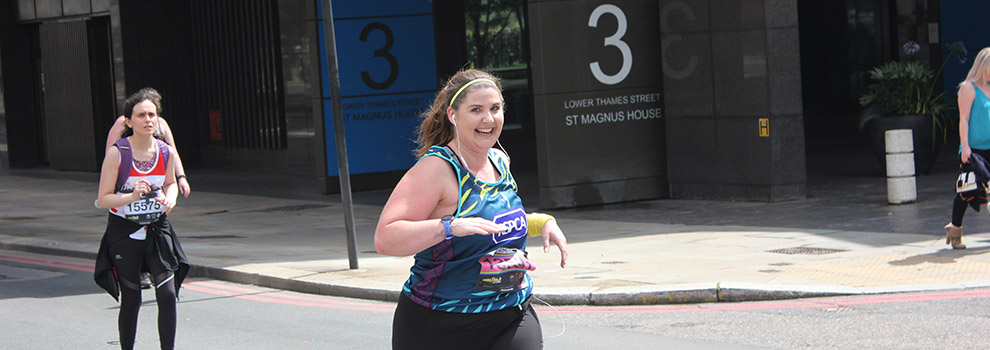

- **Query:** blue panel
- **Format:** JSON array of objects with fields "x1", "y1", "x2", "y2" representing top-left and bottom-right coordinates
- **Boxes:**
[
  {"x1": 316, "y1": 0, "x2": 432, "y2": 19},
  {"x1": 335, "y1": 16, "x2": 438, "y2": 96},
  {"x1": 939, "y1": 2, "x2": 990, "y2": 99},
  {"x1": 318, "y1": 0, "x2": 438, "y2": 176},
  {"x1": 333, "y1": 1, "x2": 432, "y2": 18},
  {"x1": 324, "y1": 92, "x2": 435, "y2": 175},
  {"x1": 318, "y1": 11, "x2": 437, "y2": 99}
]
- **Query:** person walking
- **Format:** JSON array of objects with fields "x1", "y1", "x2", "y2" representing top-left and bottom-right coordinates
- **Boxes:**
[
  {"x1": 375, "y1": 69, "x2": 568, "y2": 350},
  {"x1": 948, "y1": 47, "x2": 990, "y2": 249},
  {"x1": 94, "y1": 88, "x2": 189, "y2": 349}
]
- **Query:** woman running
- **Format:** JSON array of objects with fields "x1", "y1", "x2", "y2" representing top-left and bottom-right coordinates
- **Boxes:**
[{"x1": 375, "y1": 69, "x2": 568, "y2": 350}]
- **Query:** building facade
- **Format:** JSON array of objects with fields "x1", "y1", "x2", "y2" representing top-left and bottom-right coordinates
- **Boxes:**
[{"x1": 1, "y1": 0, "x2": 988, "y2": 208}]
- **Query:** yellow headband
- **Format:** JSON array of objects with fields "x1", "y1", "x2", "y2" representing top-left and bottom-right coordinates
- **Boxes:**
[{"x1": 449, "y1": 78, "x2": 496, "y2": 107}]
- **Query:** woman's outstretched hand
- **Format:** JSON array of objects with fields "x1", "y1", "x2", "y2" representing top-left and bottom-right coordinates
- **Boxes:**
[
  {"x1": 448, "y1": 217, "x2": 506, "y2": 238},
  {"x1": 540, "y1": 220, "x2": 568, "y2": 268}
]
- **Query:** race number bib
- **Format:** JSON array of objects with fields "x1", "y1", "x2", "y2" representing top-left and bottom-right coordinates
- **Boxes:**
[
  {"x1": 118, "y1": 191, "x2": 164, "y2": 224},
  {"x1": 477, "y1": 247, "x2": 535, "y2": 292}
]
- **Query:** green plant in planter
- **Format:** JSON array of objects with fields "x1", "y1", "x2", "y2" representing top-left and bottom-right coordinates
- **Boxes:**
[
  {"x1": 858, "y1": 61, "x2": 954, "y2": 143},
  {"x1": 858, "y1": 41, "x2": 968, "y2": 148}
]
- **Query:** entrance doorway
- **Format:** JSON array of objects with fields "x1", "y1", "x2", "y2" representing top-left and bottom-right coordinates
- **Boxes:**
[
  {"x1": 37, "y1": 18, "x2": 115, "y2": 171},
  {"x1": 799, "y1": 0, "x2": 944, "y2": 178}
]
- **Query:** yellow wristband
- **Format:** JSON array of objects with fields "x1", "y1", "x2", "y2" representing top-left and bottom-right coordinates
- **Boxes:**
[{"x1": 527, "y1": 213, "x2": 555, "y2": 237}]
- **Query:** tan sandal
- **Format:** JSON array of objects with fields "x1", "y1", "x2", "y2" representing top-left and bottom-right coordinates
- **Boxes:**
[{"x1": 944, "y1": 223, "x2": 967, "y2": 249}]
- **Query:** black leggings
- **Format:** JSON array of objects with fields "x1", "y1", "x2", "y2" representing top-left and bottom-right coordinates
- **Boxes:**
[
  {"x1": 108, "y1": 235, "x2": 177, "y2": 350},
  {"x1": 952, "y1": 149, "x2": 990, "y2": 227},
  {"x1": 952, "y1": 196, "x2": 969, "y2": 227},
  {"x1": 392, "y1": 293, "x2": 543, "y2": 350}
]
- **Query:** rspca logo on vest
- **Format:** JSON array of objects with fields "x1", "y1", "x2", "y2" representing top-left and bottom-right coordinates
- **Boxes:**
[{"x1": 492, "y1": 207, "x2": 527, "y2": 244}]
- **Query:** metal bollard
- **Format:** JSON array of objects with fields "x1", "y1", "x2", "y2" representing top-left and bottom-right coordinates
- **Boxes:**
[{"x1": 885, "y1": 129, "x2": 916, "y2": 204}]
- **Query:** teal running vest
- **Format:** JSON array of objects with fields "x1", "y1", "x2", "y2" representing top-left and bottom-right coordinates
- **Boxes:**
[
  {"x1": 401, "y1": 146, "x2": 532, "y2": 313},
  {"x1": 964, "y1": 82, "x2": 990, "y2": 151}
]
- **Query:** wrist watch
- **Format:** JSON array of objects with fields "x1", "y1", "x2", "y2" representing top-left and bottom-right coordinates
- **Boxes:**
[{"x1": 441, "y1": 215, "x2": 455, "y2": 240}]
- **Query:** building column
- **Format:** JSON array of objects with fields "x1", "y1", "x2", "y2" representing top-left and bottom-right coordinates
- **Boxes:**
[
  {"x1": 528, "y1": 0, "x2": 668, "y2": 208},
  {"x1": 660, "y1": 0, "x2": 805, "y2": 201}
]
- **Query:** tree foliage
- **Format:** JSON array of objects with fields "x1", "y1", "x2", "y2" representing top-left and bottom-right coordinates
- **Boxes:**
[{"x1": 465, "y1": 0, "x2": 527, "y2": 69}]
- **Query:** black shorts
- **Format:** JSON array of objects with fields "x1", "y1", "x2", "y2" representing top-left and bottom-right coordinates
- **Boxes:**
[
  {"x1": 108, "y1": 234, "x2": 173, "y2": 289},
  {"x1": 391, "y1": 293, "x2": 542, "y2": 350}
]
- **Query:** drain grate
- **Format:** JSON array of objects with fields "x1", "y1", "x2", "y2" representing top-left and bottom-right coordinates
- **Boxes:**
[{"x1": 766, "y1": 247, "x2": 847, "y2": 255}]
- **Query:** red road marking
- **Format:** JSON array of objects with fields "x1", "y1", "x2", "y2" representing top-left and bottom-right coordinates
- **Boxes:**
[{"x1": 0, "y1": 252, "x2": 95, "y2": 272}]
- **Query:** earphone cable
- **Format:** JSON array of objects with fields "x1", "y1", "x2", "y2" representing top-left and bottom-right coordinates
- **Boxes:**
[{"x1": 533, "y1": 295, "x2": 566, "y2": 340}]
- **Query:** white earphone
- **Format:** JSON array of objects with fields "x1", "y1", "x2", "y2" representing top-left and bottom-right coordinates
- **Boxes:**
[{"x1": 450, "y1": 113, "x2": 457, "y2": 126}]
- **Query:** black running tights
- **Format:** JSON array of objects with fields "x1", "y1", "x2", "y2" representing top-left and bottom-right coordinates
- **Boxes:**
[
  {"x1": 952, "y1": 194, "x2": 968, "y2": 227},
  {"x1": 109, "y1": 236, "x2": 177, "y2": 350}
]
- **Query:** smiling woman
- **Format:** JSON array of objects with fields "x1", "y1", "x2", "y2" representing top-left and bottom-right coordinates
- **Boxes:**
[{"x1": 374, "y1": 69, "x2": 568, "y2": 350}]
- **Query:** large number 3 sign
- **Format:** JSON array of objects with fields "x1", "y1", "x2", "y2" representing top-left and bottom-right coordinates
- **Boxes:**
[
  {"x1": 588, "y1": 4, "x2": 632, "y2": 85},
  {"x1": 360, "y1": 22, "x2": 399, "y2": 90}
]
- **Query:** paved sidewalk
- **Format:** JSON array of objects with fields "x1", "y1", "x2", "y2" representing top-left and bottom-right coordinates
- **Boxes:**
[{"x1": 3, "y1": 162, "x2": 990, "y2": 305}]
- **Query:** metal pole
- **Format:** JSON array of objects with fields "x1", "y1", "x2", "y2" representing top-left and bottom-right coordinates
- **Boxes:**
[{"x1": 320, "y1": 0, "x2": 359, "y2": 269}]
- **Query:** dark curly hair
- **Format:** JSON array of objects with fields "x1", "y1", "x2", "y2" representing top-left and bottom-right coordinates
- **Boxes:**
[{"x1": 120, "y1": 88, "x2": 163, "y2": 139}]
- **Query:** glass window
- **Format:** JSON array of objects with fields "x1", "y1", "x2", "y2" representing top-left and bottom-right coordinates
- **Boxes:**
[
  {"x1": 846, "y1": 0, "x2": 884, "y2": 102},
  {"x1": 894, "y1": 0, "x2": 930, "y2": 62},
  {"x1": 464, "y1": 0, "x2": 530, "y2": 130},
  {"x1": 278, "y1": 0, "x2": 318, "y2": 169}
]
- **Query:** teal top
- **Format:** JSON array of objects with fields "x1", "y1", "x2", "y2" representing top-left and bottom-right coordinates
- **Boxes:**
[
  {"x1": 401, "y1": 146, "x2": 532, "y2": 313},
  {"x1": 963, "y1": 82, "x2": 990, "y2": 151}
]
